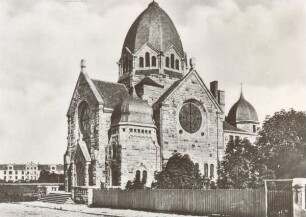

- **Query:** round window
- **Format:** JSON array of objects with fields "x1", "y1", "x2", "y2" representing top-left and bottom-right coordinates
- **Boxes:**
[{"x1": 179, "y1": 102, "x2": 202, "y2": 133}]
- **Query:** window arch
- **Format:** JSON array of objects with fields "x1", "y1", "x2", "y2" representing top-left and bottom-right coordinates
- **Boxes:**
[
  {"x1": 170, "y1": 54, "x2": 175, "y2": 68},
  {"x1": 142, "y1": 170, "x2": 147, "y2": 184},
  {"x1": 166, "y1": 57, "x2": 170, "y2": 68},
  {"x1": 139, "y1": 57, "x2": 144, "y2": 68},
  {"x1": 204, "y1": 163, "x2": 208, "y2": 177},
  {"x1": 152, "y1": 56, "x2": 156, "y2": 67},
  {"x1": 145, "y1": 52, "x2": 150, "y2": 67},
  {"x1": 210, "y1": 164, "x2": 214, "y2": 178},
  {"x1": 175, "y1": 59, "x2": 179, "y2": 70}
]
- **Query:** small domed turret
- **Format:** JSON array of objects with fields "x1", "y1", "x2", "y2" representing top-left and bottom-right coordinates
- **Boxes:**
[
  {"x1": 227, "y1": 86, "x2": 259, "y2": 133},
  {"x1": 111, "y1": 89, "x2": 154, "y2": 126}
]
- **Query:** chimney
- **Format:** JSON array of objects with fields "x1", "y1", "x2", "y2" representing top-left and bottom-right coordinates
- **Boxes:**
[
  {"x1": 218, "y1": 90, "x2": 225, "y2": 113},
  {"x1": 210, "y1": 81, "x2": 218, "y2": 102}
]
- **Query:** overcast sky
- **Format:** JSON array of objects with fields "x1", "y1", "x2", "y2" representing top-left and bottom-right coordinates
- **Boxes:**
[{"x1": 0, "y1": 0, "x2": 305, "y2": 164}]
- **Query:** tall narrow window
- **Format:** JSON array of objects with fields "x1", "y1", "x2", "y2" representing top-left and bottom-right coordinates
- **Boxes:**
[
  {"x1": 139, "y1": 57, "x2": 144, "y2": 68},
  {"x1": 204, "y1": 163, "x2": 208, "y2": 177},
  {"x1": 166, "y1": 57, "x2": 169, "y2": 68},
  {"x1": 145, "y1": 52, "x2": 150, "y2": 67},
  {"x1": 112, "y1": 165, "x2": 119, "y2": 186},
  {"x1": 142, "y1": 170, "x2": 147, "y2": 184},
  {"x1": 175, "y1": 59, "x2": 179, "y2": 70},
  {"x1": 210, "y1": 164, "x2": 214, "y2": 178},
  {"x1": 253, "y1": 125, "x2": 256, "y2": 133},
  {"x1": 171, "y1": 54, "x2": 175, "y2": 69},
  {"x1": 112, "y1": 144, "x2": 116, "y2": 159},
  {"x1": 152, "y1": 56, "x2": 156, "y2": 67},
  {"x1": 136, "y1": 170, "x2": 140, "y2": 182}
]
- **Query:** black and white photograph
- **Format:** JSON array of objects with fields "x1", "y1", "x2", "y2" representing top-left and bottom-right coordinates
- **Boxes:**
[{"x1": 0, "y1": 0, "x2": 305, "y2": 216}]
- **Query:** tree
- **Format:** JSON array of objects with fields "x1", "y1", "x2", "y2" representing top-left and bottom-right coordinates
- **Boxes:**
[
  {"x1": 218, "y1": 138, "x2": 274, "y2": 189},
  {"x1": 38, "y1": 170, "x2": 64, "y2": 183},
  {"x1": 256, "y1": 109, "x2": 306, "y2": 178},
  {"x1": 152, "y1": 153, "x2": 206, "y2": 189}
]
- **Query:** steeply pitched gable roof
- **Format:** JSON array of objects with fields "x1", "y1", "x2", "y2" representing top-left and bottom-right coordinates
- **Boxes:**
[
  {"x1": 92, "y1": 80, "x2": 130, "y2": 109},
  {"x1": 135, "y1": 76, "x2": 164, "y2": 88},
  {"x1": 153, "y1": 70, "x2": 222, "y2": 112}
]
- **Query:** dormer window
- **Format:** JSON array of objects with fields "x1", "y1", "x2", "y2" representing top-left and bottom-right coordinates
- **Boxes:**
[
  {"x1": 152, "y1": 56, "x2": 156, "y2": 67},
  {"x1": 166, "y1": 57, "x2": 169, "y2": 68},
  {"x1": 170, "y1": 54, "x2": 174, "y2": 69},
  {"x1": 145, "y1": 52, "x2": 150, "y2": 67},
  {"x1": 139, "y1": 57, "x2": 144, "y2": 68},
  {"x1": 175, "y1": 59, "x2": 179, "y2": 70}
]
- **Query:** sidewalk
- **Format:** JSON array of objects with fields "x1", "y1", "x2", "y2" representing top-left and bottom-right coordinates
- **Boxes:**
[{"x1": 20, "y1": 201, "x2": 208, "y2": 217}]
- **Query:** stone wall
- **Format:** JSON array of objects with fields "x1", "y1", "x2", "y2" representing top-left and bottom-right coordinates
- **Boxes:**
[
  {"x1": 106, "y1": 125, "x2": 161, "y2": 188},
  {"x1": 155, "y1": 72, "x2": 224, "y2": 179}
]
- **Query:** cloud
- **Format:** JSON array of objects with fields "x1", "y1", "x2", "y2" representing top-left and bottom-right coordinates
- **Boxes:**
[{"x1": 0, "y1": 0, "x2": 305, "y2": 163}]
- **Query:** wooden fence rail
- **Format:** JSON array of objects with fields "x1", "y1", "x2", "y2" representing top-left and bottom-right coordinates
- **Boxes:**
[{"x1": 92, "y1": 189, "x2": 266, "y2": 217}]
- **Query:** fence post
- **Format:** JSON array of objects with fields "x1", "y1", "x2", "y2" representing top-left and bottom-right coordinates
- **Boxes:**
[{"x1": 264, "y1": 180, "x2": 268, "y2": 217}]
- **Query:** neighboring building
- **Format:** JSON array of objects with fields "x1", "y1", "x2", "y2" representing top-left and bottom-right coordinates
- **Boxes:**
[
  {"x1": 64, "y1": 1, "x2": 259, "y2": 190},
  {"x1": 0, "y1": 162, "x2": 63, "y2": 182}
]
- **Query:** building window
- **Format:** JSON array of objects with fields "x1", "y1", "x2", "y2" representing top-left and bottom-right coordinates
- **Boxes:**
[
  {"x1": 4, "y1": 171, "x2": 6, "y2": 174},
  {"x1": 9, "y1": 166, "x2": 12, "y2": 170},
  {"x1": 22, "y1": 171, "x2": 24, "y2": 175},
  {"x1": 210, "y1": 164, "x2": 214, "y2": 178},
  {"x1": 139, "y1": 57, "x2": 144, "y2": 68},
  {"x1": 4, "y1": 176, "x2": 6, "y2": 180},
  {"x1": 15, "y1": 176, "x2": 17, "y2": 180},
  {"x1": 253, "y1": 125, "x2": 256, "y2": 133},
  {"x1": 229, "y1": 135, "x2": 234, "y2": 142},
  {"x1": 22, "y1": 176, "x2": 24, "y2": 180},
  {"x1": 27, "y1": 172, "x2": 29, "y2": 175},
  {"x1": 9, "y1": 171, "x2": 12, "y2": 175},
  {"x1": 112, "y1": 144, "x2": 116, "y2": 159},
  {"x1": 204, "y1": 163, "x2": 208, "y2": 177},
  {"x1": 145, "y1": 52, "x2": 150, "y2": 67},
  {"x1": 166, "y1": 57, "x2": 169, "y2": 67},
  {"x1": 170, "y1": 54, "x2": 175, "y2": 69},
  {"x1": 51, "y1": 167, "x2": 55, "y2": 170},
  {"x1": 111, "y1": 165, "x2": 119, "y2": 186},
  {"x1": 175, "y1": 59, "x2": 179, "y2": 70},
  {"x1": 136, "y1": 170, "x2": 141, "y2": 182},
  {"x1": 142, "y1": 171, "x2": 147, "y2": 184},
  {"x1": 27, "y1": 167, "x2": 29, "y2": 170},
  {"x1": 152, "y1": 56, "x2": 156, "y2": 67}
]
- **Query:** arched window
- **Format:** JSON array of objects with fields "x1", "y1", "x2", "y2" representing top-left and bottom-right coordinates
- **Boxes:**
[
  {"x1": 142, "y1": 170, "x2": 147, "y2": 184},
  {"x1": 171, "y1": 54, "x2": 175, "y2": 68},
  {"x1": 112, "y1": 144, "x2": 116, "y2": 159},
  {"x1": 145, "y1": 52, "x2": 150, "y2": 67},
  {"x1": 210, "y1": 164, "x2": 214, "y2": 178},
  {"x1": 204, "y1": 163, "x2": 208, "y2": 177},
  {"x1": 166, "y1": 57, "x2": 170, "y2": 68},
  {"x1": 136, "y1": 170, "x2": 141, "y2": 182},
  {"x1": 139, "y1": 57, "x2": 144, "y2": 68},
  {"x1": 152, "y1": 56, "x2": 156, "y2": 67},
  {"x1": 175, "y1": 59, "x2": 179, "y2": 70}
]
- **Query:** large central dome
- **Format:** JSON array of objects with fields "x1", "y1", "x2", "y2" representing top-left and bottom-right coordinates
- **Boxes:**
[{"x1": 122, "y1": 1, "x2": 184, "y2": 56}]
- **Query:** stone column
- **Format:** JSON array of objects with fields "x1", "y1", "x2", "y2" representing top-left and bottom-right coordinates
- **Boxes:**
[
  {"x1": 292, "y1": 178, "x2": 306, "y2": 217},
  {"x1": 71, "y1": 163, "x2": 76, "y2": 187},
  {"x1": 85, "y1": 162, "x2": 90, "y2": 186}
]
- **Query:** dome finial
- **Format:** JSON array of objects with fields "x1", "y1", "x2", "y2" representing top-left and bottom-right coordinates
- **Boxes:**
[
  {"x1": 240, "y1": 83, "x2": 244, "y2": 99},
  {"x1": 80, "y1": 59, "x2": 86, "y2": 73}
]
